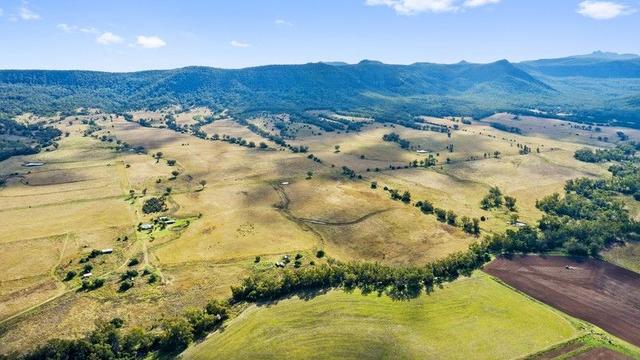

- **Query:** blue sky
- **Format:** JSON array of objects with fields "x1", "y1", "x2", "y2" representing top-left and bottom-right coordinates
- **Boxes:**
[{"x1": 0, "y1": 0, "x2": 638, "y2": 71}]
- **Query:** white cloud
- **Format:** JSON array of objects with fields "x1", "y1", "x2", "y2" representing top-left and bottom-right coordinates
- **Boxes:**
[
  {"x1": 230, "y1": 40, "x2": 250, "y2": 48},
  {"x1": 58, "y1": 24, "x2": 99, "y2": 34},
  {"x1": 80, "y1": 27, "x2": 98, "y2": 34},
  {"x1": 463, "y1": 0, "x2": 500, "y2": 8},
  {"x1": 57, "y1": 23, "x2": 77, "y2": 32},
  {"x1": 577, "y1": 1, "x2": 635, "y2": 19},
  {"x1": 275, "y1": 19, "x2": 293, "y2": 26},
  {"x1": 136, "y1": 35, "x2": 167, "y2": 48},
  {"x1": 365, "y1": 0, "x2": 499, "y2": 14},
  {"x1": 96, "y1": 32, "x2": 124, "y2": 45},
  {"x1": 19, "y1": 3, "x2": 40, "y2": 20},
  {"x1": 366, "y1": 0, "x2": 457, "y2": 14}
]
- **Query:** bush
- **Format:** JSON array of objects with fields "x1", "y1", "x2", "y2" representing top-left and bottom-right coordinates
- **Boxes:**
[
  {"x1": 128, "y1": 258, "x2": 140, "y2": 266},
  {"x1": 64, "y1": 270, "x2": 77, "y2": 281},
  {"x1": 119, "y1": 279, "x2": 134, "y2": 292},
  {"x1": 316, "y1": 250, "x2": 325, "y2": 258}
]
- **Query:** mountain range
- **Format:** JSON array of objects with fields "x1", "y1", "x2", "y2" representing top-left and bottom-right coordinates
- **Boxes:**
[{"x1": 0, "y1": 51, "x2": 639, "y2": 127}]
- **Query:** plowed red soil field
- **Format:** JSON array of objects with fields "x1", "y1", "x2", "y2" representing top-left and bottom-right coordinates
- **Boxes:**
[{"x1": 484, "y1": 256, "x2": 640, "y2": 347}]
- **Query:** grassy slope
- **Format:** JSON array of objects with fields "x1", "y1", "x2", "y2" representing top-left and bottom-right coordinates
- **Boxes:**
[{"x1": 183, "y1": 273, "x2": 578, "y2": 360}]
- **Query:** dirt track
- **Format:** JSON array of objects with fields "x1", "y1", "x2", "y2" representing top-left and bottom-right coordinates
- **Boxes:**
[{"x1": 484, "y1": 256, "x2": 640, "y2": 347}]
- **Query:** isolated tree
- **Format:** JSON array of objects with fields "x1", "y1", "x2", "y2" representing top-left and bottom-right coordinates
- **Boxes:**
[
  {"x1": 334, "y1": 145, "x2": 341, "y2": 153},
  {"x1": 199, "y1": 180, "x2": 207, "y2": 189},
  {"x1": 171, "y1": 170, "x2": 180, "y2": 179},
  {"x1": 504, "y1": 196, "x2": 517, "y2": 212},
  {"x1": 472, "y1": 218, "x2": 481, "y2": 236}
]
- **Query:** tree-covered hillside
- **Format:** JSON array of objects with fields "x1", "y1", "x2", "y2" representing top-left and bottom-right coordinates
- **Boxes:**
[{"x1": 1, "y1": 53, "x2": 639, "y2": 127}]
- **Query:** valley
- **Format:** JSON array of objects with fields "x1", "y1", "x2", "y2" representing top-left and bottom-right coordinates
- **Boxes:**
[{"x1": 1, "y1": 108, "x2": 640, "y2": 359}]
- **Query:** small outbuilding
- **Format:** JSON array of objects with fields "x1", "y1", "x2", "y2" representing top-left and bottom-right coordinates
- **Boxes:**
[
  {"x1": 158, "y1": 216, "x2": 176, "y2": 224},
  {"x1": 100, "y1": 248, "x2": 113, "y2": 254},
  {"x1": 139, "y1": 223, "x2": 153, "y2": 231},
  {"x1": 22, "y1": 162, "x2": 45, "y2": 167},
  {"x1": 82, "y1": 272, "x2": 93, "y2": 278}
]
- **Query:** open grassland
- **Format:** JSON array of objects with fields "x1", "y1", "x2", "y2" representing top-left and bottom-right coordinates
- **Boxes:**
[
  {"x1": 1, "y1": 109, "x2": 637, "y2": 355},
  {"x1": 183, "y1": 273, "x2": 578, "y2": 360},
  {"x1": 483, "y1": 113, "x2": 640, "y2": 147},
  {"x1": 603, "y1": 242, "x2": 640, "y2": 274}
]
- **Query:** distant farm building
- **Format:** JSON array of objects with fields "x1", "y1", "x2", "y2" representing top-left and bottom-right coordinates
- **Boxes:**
[
  {"x1": 100, "y1": 248, "x2": 113, "y2": 254},
  {"x1": 158, "y1": 216, "x2": 176, "y2": 225},
  {"x1": 22, "y1": 162, "x2": 45, "y2": 167},
  {"x1": 139, "y1": 223, "x2": 153, "y2": 230},
  {"x1": 416, "y1": 150, "x2": 428, "y2": 154}
]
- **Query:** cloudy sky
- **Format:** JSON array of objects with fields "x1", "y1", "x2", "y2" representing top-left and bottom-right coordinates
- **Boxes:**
[{"x1": 0, "y1": 0, "x2": 637, "y2": 71}]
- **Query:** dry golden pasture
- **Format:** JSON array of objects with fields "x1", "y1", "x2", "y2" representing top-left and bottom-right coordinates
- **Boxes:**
[
  {"x1": 0, "y1": 110, "x2": 628, "y2": 354},
  {"x1": 484, "y1": 113, "x2": 640, "y2": 146}
]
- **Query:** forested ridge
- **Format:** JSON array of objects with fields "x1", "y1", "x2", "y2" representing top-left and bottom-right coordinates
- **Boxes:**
[{"x1": 1, "y1": 52, "x2": 640, "y2": 127}]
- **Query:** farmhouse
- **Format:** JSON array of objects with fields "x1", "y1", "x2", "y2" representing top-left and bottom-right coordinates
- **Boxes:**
[
  {"x1": 22, "y1": 162, "x2": 45, "y2": 167},
  {"x1": 416, "y1": 150, "x2": 428, "y2": 154}
]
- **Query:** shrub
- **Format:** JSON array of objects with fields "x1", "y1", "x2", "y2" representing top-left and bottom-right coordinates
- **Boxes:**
[
  {"x1": 119, "y1": 279, "x2": 134, "y2": 292},
  {"x1": 64, "y1": 270, "x2": 77, "y2": 281}
]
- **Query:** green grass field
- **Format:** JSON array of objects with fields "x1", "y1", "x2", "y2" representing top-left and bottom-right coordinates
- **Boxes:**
[{"x1": 184, "y1": 273, "x2": 578, "y2": 360}]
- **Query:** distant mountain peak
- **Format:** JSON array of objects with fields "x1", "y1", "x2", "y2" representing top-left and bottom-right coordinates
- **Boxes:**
[
  {"x1": 358, "y1": 59, "x2": 384, "y2": 65},
  {"x1": 576, "y1": 51, "x2": 639, "y2": 60}
]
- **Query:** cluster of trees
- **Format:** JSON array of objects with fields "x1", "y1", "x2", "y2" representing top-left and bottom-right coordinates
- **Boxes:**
[
  {"x1": 231, "y1": 242, "x2": 491, "y2": 303},
  {"x1": 379, "y1": 186, "x2": 481, "y2": 236},
  {"x1": 21, "y1": 300, "x2": 230, "y2": 359},
  {"x1": 485, "y1": 167, "x2": 640, "y2": 256},
  {"x1": 574, "y1": 143, "x2": 638, "y2": 163},
  {"x1": 409, "y1": 156, "x2": 437, "y2": 168},
  {"x1": 386, "y1": 187, "x2": 412, "y2": 203},
  {"x1": 295, "y1": 114, "x2": 346, "y2": 132},
  {"x1": 307, "y1": 153, "x2": 322, "y2": 164},
  {"x1": 211, "y1": 134, "x2": 258, "y2": 149},
  {"x1": 341, "y1": 166, "x2": 361, "y2": 179},
  {"x1": 0, "y1": 116, "x2": 62, "y2": 161},
  {"x1": 142, "y1": 197, "x2": 166, "y2": 214},
  {"x1": 382, "y1": 132, "x2": 411, "y2": 149},
  {"x1": 480, "y1": 187, "x2": 517, "y2": 212},
  {"x1": 489, "y1": 122, "x2": 522, "y2": 134}
]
